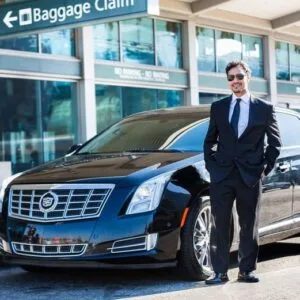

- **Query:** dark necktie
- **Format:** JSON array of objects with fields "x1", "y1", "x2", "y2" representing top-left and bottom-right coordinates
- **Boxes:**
[{"x1": 231, "y1": 98, "x2": 241, "y2": 137}]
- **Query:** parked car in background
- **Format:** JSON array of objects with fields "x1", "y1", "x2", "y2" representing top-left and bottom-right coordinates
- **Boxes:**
[{"x1": 0, "y1": 105, "x2": 300, "y2": 281}]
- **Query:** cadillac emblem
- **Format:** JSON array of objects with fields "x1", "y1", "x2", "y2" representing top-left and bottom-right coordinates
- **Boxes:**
[{"x1": 39, "y1": 191, "x2": 59, "y2": 213}]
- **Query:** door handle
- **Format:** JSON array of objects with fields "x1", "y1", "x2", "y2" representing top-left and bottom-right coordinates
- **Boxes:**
[{"x1": 277, "y1": 163, "x2": 289, "y2": 173}]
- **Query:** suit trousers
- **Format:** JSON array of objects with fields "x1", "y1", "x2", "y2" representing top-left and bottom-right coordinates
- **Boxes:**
[{"x1": 209, "y1": 167, "x2": 261, "y2": 273}]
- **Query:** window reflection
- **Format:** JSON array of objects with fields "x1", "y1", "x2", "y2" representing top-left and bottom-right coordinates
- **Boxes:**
[
  {"x1": 0, "y1": 78, "x2": 40, "y2": 173},
  {"x1": 94, "y1": 22, "x2": 120, "y2": 61},
  {"x1": 290, "y1": 44, "x2": 300, "y2": 83},
  {"x1": 156, "y1": 20, "x2": 182, "y2": 68},
  {"x1": 96, "y1": 85, "x2": 184, "y2": 133},
  {"x1": 41, "y1": 29, "x2": 75, "y2": 56},
  {"x1": 0, "y1": 34, "x2": 38, "y2": 52},
  {"x1": 276, "y1": 41, "x2": 289, "y2": 81},
  {"x1": 197, "y1": 27, "x2": 264, "y2": 78},
  {"x1": 121, "y1": 18, "x2": 154, "y2": 65},
  {"x1": 196, "y1": 27, "x2": 215, "y2": 72},
  {"x1": 216, "y1": 31, "x2": 242, "y2": 73},
  {"x1": 242, "y1": 35, "x2": 264, "y2": 77},
  {"x1": 96, "y1": 86, "x2": 122, "y2": 133},
  {"x1": 0, "y1": 78, "x2": 76, "y2": 174},
  {"x1": 199, "y1": 92, "x2": 227, "y2": 104},
  {"x1": 41, "y1": 81, "x2": 76, "y2": 160}
]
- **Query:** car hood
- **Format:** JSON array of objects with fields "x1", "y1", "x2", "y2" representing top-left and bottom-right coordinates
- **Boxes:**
[{"x1": 11, "y1": 152, "x2": 201, "y2": 186}]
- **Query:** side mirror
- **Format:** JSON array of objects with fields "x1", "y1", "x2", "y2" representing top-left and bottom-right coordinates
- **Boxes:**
[{"x1": 66, "y1": 144, "x2": 82, "y2": 155}]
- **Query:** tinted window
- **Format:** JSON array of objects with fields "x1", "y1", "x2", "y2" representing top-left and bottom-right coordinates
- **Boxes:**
[
  {"x1": 165, "y1": 120, "x2": 209, "y2": 151},
  {"x1": 78, "y1": 112, "x2": 209, "y2": 154},
  {"x1": 276, "y1": 112, "x2": 300, "y2": 147}
]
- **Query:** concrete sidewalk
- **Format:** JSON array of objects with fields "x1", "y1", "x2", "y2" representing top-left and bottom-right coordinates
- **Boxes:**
[{"x1": 129, "y1": 266, "x2": 300, "y2": 300}]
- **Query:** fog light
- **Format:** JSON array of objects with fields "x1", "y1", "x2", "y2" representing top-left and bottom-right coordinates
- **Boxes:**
[{"x1": 146, "y1": 233, "x2": 158, "y2": 251}]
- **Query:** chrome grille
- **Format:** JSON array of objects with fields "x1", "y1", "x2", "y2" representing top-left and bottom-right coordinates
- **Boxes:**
[
  {"x1": 12, "y1": 242, "x2": 88, "y2": 257},
  {"x1": 8, "y1": 184, "x2": 114, "y2": 222}
]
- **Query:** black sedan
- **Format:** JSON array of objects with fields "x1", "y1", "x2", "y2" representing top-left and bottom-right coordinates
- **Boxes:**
[{"x1": 0, "y1": 105, "x2": 299, "y2": 281}]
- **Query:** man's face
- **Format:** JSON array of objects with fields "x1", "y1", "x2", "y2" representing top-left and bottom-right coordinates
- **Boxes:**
[{"x1": 227, "y1": 66, "x2": 249, "y2": 96}]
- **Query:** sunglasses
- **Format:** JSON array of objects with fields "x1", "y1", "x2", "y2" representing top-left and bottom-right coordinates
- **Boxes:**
[{"x1": 227, "y1": 73, "x2": 246, "y2": 81}]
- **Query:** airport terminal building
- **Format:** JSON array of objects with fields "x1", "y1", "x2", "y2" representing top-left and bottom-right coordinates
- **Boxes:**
[{"x1": 0, "y1": 0, "x2": 299, "y2": 175}]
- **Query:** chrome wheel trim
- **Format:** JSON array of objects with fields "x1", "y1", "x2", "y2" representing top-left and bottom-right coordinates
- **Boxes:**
[{"x1": 193, "y1": 203, "x2": 212, "y2": 274}]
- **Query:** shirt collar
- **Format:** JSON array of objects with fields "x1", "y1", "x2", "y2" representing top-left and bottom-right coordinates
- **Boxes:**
[{"x1": 232, "y1": 92, "x2": 251, "y2": 104}]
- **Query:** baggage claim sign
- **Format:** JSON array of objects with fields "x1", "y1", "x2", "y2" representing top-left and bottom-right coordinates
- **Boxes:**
[{"x1": 0, "y1": 0, "x2": 159, "y2": 37}]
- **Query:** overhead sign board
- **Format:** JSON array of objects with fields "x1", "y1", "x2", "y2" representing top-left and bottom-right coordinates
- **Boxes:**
[{"x1": 0, "y1": 0, "x2": 159, "y2": 37}]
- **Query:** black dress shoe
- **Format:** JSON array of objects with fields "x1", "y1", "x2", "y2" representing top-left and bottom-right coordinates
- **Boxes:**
[
  {"x1": 237, "y1": 271, "x2": 259, "y2": 283},
  {"x1": 205, "y1": 273, "x2": 229, "y2": 285}
]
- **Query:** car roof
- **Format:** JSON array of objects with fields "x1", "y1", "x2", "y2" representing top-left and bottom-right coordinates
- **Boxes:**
[{"x1": 128, "y1": 104, "x2": 299, "y2": 118}]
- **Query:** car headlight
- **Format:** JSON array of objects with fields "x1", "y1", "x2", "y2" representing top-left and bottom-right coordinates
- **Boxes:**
[
  {"x1": 126, "y1": 172, "x2": 174, "y2": 215},
  {"x1": 0, "y1": 172, "x2": 23, "y2": 214}
]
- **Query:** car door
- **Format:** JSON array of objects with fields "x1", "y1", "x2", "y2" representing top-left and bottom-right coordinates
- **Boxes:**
[{"x1": 259, "y1": 111, "x2": 294, "y2": 236}]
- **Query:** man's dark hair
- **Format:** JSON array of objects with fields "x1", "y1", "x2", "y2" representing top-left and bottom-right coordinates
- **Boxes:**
[{"x1": 225, "y1": 60, "x2": 252, "y2": 77}]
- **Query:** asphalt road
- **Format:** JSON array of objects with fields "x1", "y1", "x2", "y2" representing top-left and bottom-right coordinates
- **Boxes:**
[{"x1": 0, "y1": 236, "x2": 299, "y2": 300}]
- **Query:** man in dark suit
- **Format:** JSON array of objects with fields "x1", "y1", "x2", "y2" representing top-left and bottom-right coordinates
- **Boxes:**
[{"x1": 204, "y1": 60, "x2": 282, "y2": 284}]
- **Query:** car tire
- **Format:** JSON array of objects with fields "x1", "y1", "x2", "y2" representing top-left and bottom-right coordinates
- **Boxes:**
[{"x1": 177, "y1": 196, "x2": 212, "y2": 281}]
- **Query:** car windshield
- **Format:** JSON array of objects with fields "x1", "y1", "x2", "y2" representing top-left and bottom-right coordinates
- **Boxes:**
[{"x1": 77, "y1": 110, "x2": 210, "y2": 154}]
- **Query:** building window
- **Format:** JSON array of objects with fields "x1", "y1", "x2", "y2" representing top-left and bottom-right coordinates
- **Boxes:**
[
  {"x1": 96, "y1": 85, "x2": 184, "y2": 132},
  {"x1": 156, "y1": 20, "x2": 182, "y2": 68},
  {"x1": 290, "y1": 44, "x2": 300, "y2": 83},
  {"x1": 94, "y1": 22, "x2": 120, "y2": 61},
  {"x1": 216, "y1": 31, "x2": 242, "y2": 73},
  {"x1": 199, "y1": 92, "x2": 228, "y2": 104},
  {"x1": 242, "y1": 35, "x2": 264, "y2": 77},
  {"x1": 276, "y1": 41, "x2": 300, "y2": 82},
  {"x1": 93, "y1": 18, "x2": 183, "y2": 69},
  {"x1": 196, "y1": 27, "x2": 264, "y2": 77},
  {"x1": 0, "y1": 29, "x2": 75, "y2": 56},
  {"x1": 41, "y1": 29, "x2": 75, "y2": 56},
  {"x1": 121, "y1": 18, "x2": 154, "y2": 65},
  {"x1": 0, "y1": 78, "x2": 77, "y2": 174},
  {"x1": 275, "y1": 41, "x2": 289, "y2": 81},
  {"x1": 0, "y1": 34, "x2": 38, "y2": 52},
  {"x1": 196, "y1": 27, "x2": 215, "y2": 72}
]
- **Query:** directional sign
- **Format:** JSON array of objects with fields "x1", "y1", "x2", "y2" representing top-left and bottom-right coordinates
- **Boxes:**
[{"x1": 0, "y1": 0, "x2": 159, "y2": 37}]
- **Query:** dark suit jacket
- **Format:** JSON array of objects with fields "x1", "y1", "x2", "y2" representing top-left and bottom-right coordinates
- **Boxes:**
[{"x1": 204, "y1": 95, "x2": 282, "y2": 187}]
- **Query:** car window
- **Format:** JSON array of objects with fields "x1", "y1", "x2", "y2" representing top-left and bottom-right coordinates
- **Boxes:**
[
  {"x1": 165, "y1": 120, "x2": 209, "y2": 152},
  {"x1": 276, "y1": 112, "x2": 300, "y2": 147},
  {"x1": 78, "y1": 111, "x2": 209, "y2": 153}
]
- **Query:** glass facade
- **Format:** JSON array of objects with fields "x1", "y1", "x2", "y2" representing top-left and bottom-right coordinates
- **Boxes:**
[
  {"x1": 199, "y1": 92, "x2": 228, "y2": 104},
  {"x1": 216, "y1": 31, "x2": 242, "y2": 73},
  {"x1": 41, "y1": 30, "x2": 75, "y2": 56},
  {"x1": 0, "y1": 34, "x2": 38, "y2": 52},
  {"x1": 94, "y1": 18, "x2": 183, "y2": 69},
  {"x1": 276, "y1": 41, "x2": 289, "y2": 80},
  {"x1": 242, "y1": 35, "x2": 264, "y2": 77},
  {"x1": 275, "y1": 41, "x2": 300, "y2": 82},
  {"x1": 95, "y1": 85, "x2": 184, "y2": 132},
  {"x1": 196, "y1": 27, "x2": 215, "y2": 72},
  {"x1": 290, "y1": 44, "x2": 300, "y2": 83},
  {"x1": 0, "y1": 78, "x2": 77, "y2": 174},
  {"x1": 156, "y1": 20, "x2": 182, "y2": 68},
  {"x1": 94, "y1": 22, "x2": 120, "y2": 61},
  {"x1": 197, "y1": 27, "x2": 264, "y2": 77},
  {"x1": 0, "y1": 29, "x2": 75, "y2": 56},
  {"x1": 122, "y1": 18, "x2": 154, "y2": 65}
]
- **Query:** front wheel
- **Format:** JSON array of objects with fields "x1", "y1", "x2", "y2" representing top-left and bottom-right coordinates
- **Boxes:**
[{"x1": 177, "y1": 196, "x2": 212, "y2": 281}]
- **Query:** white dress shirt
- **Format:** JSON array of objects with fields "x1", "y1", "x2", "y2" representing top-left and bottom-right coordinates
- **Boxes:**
[{"x1": 228, "y1": 92, "x2": 251, "y2": 138}]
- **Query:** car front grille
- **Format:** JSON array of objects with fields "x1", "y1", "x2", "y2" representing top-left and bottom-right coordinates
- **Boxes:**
[
  {"x1": 8, "y1": 183, "x2": 114, "y2": 222},
  {"x1": 11, "y1": 242, "x2": 88, "y2": 257}
]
